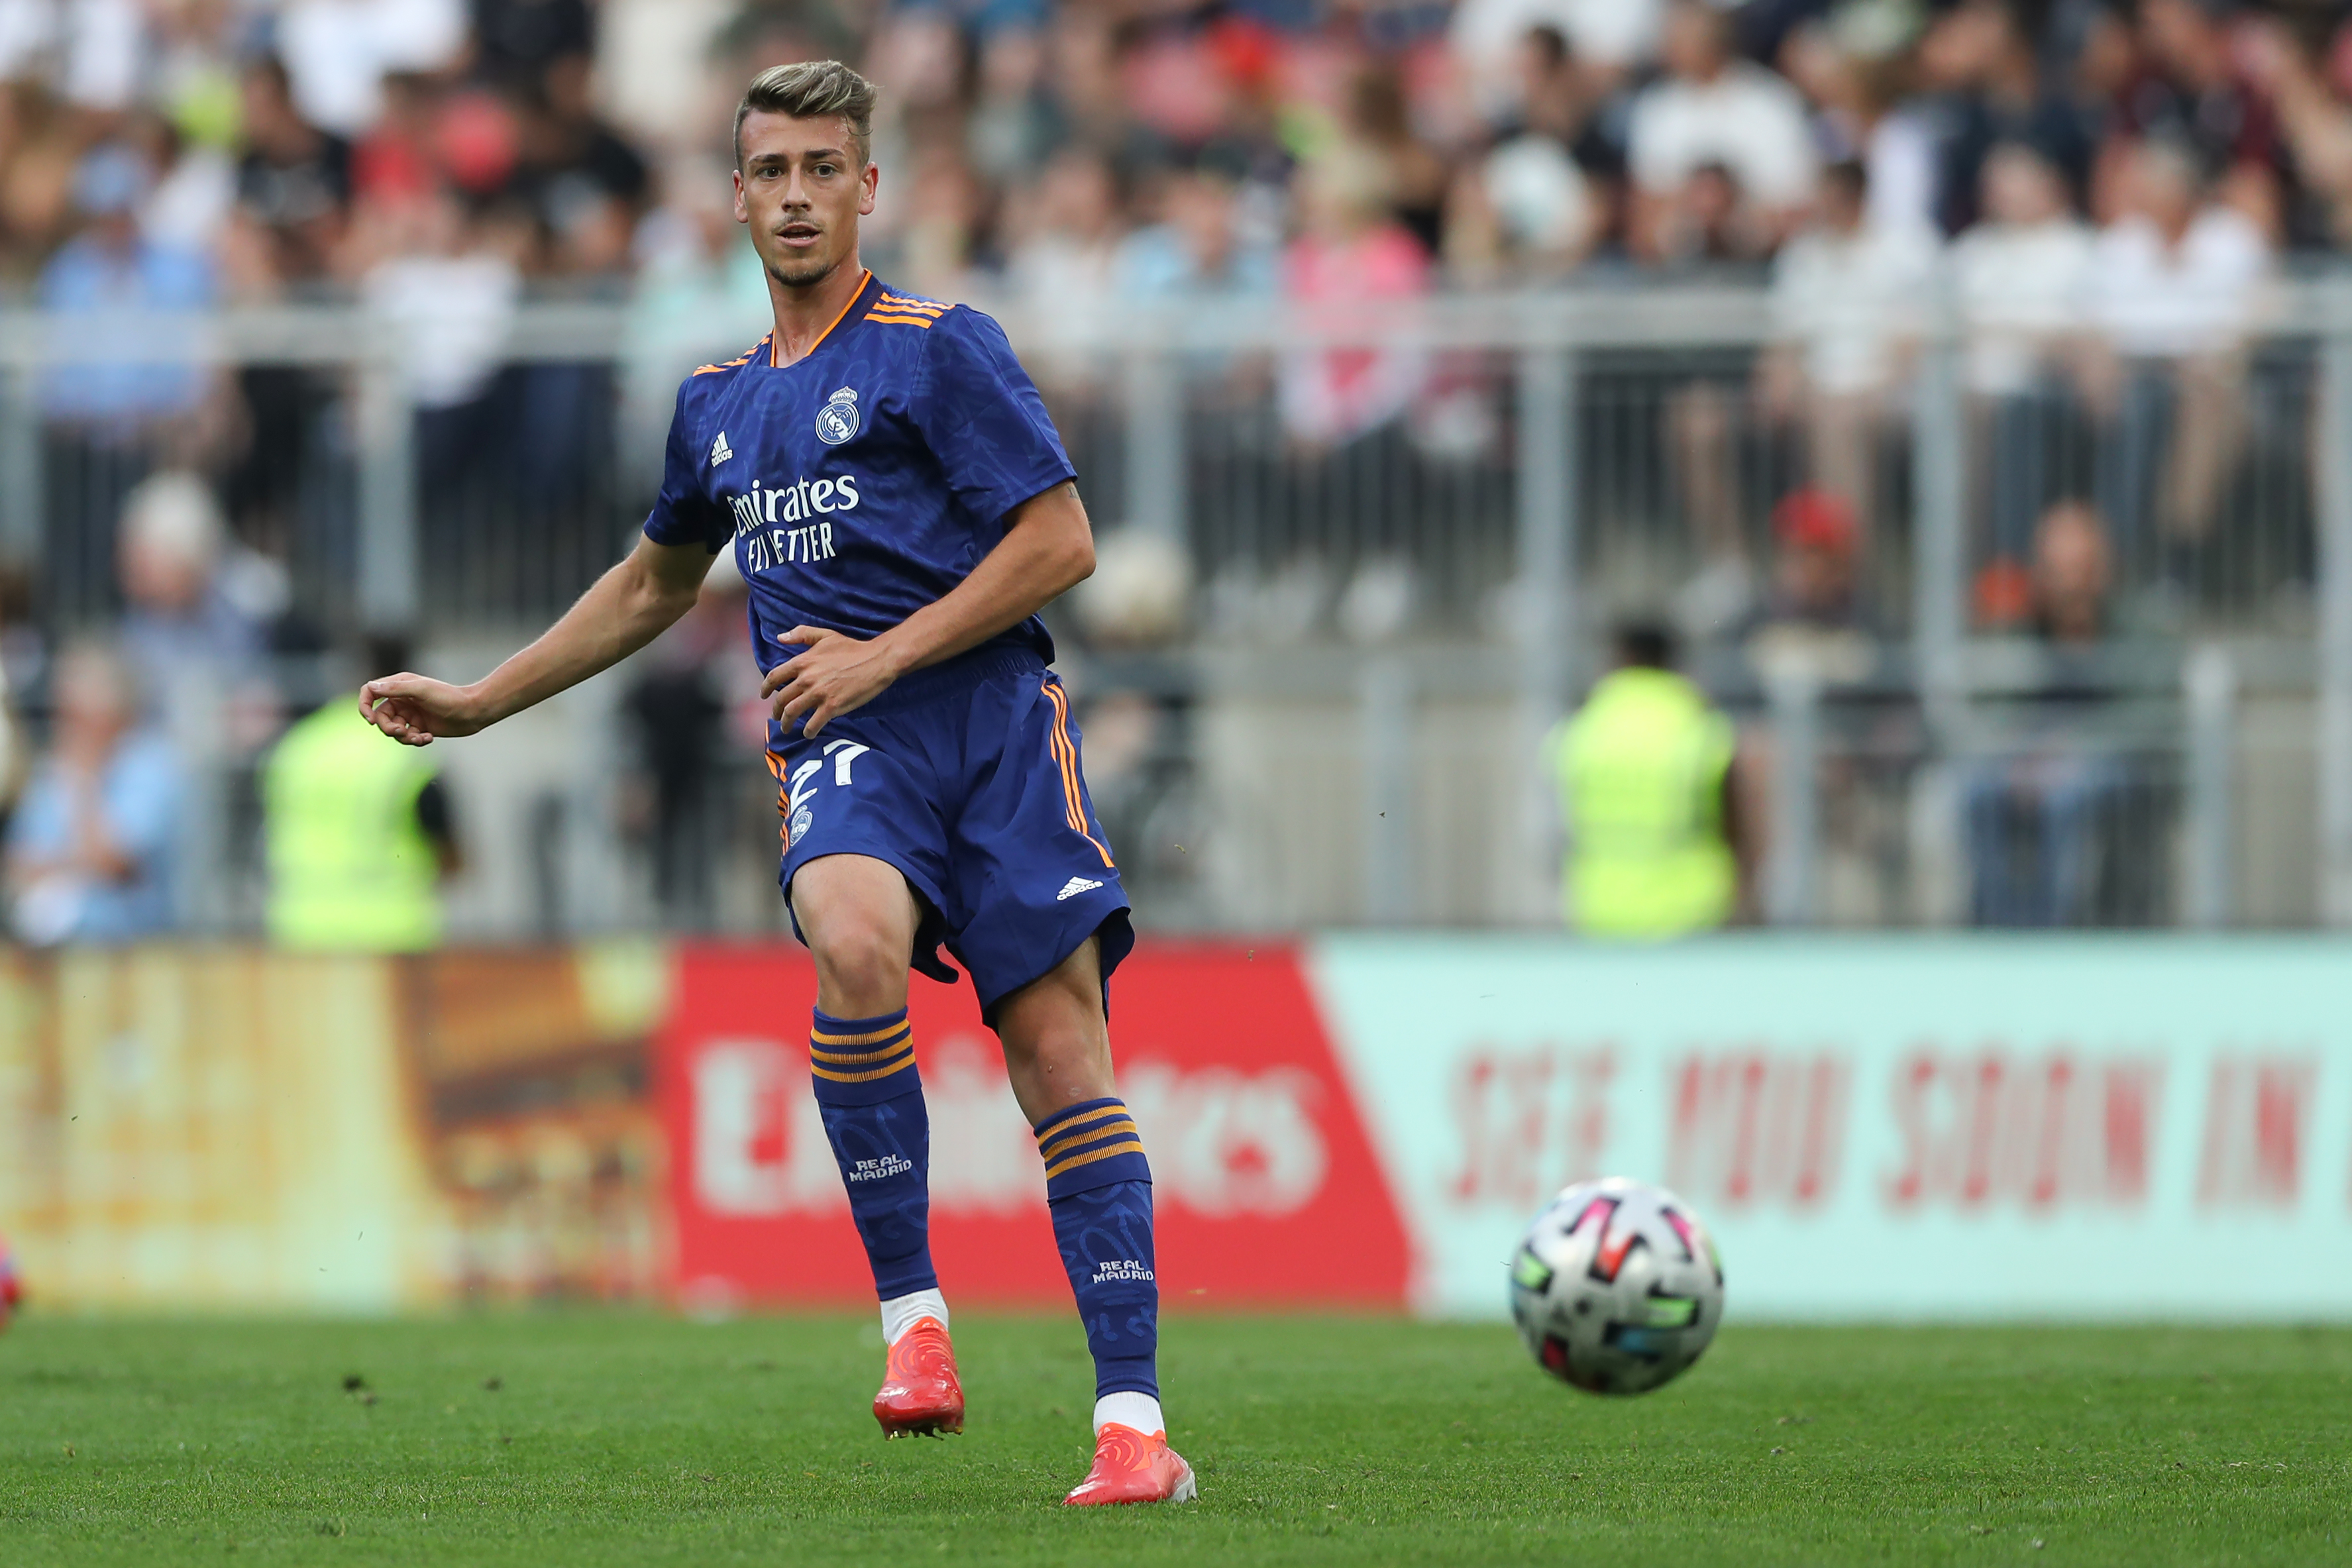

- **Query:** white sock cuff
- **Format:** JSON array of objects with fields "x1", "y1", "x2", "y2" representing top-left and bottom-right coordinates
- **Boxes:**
[
  {"x1": 880, "y1": 1288, "x2": 948, "y2": 1345},
  {"x1": 1093, "y1": 1390, "x2": 1164, "y2": 1436}
]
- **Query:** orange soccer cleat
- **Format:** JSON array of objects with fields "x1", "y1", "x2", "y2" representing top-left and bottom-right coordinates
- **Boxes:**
[
  {"x1": 1062, "y1": 1423, "x2": 1197, "y2": 1506},
  {"x1": 873, "y1": 1316, "x2": 963, "y2": 1437}
]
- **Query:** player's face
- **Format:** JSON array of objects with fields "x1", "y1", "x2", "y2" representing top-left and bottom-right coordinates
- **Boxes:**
[{"x1": 733, "y1": 112, "x2": 879, "y2": 290}]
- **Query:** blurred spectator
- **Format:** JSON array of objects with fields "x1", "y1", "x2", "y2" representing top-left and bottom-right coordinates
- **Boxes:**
[
  {"x1": 2239, "y1": 16, "x2": 2352, "y2": 248},
  {"x1": 966, "y1": 25, "x2": 1058, "y2": 190},
  {"x1": 351, "y1": 70, "x2": 445, "y2": 211},
  {"x1": 1952, "y1": 142, "x2": 2096, "y2": 598},
  {"x1": 134, "y1": 110, "x2": 237, "y2": 254},
  {"x1": 511, "y1": 50, "x2": 649, "y2": 286},
  {"x1": 2115, "y1": 0, "x2": 2283, "y2": 215},
  {"x1": 0, "y1": 0, "x2": 148, "y2": 113},
  {"x1": 1545, "y1": 619, "x2": 1744, "y2": 937},
  {"x1": 879, "y1": 140, "x2": 989, "y2": 297},
  {"x1": 1004, "y1": 143, "x2": 1122, "y2": 399},
  {"x1": 150, "y1": 0, "x2": 242, "y2": 154},
  {"x1": 1445, "y1": 26, "x2": 1615, "y2": 282},
  {"x1": 219, "y1": 56, "x2": 349, "y2": 558},
  {"x1": 1343, "y1": 64, "x2": 1450, "y2": 257},
  {"x1": 1738, "y1": 486, "x2": 1879, "y2": 686},
  {"x1": 37, "y1": 144, "x2": 216, "y2": 435},
  {"x1": 275, "y1": 0, "x2": 467, "y2": 139},
  {"x1": 117, "y1": 469, "x2": 271, "y2": 679},
  {"x1": 7, "y1": 639, "x2": 181, "y2": 945},
  {"x1": 1042, "y1": 5, "x2": 1134, "y2": 157},
  {"x1": 1915, "y1": 0, "x2": 2098, "y2": 235},
  {"x1": 474, "y1": 0, "x2": 593, "y2": 90},
  {"x1": 264, "y1": 633, "x2": 461, "y2": 951},
  {"x1": 1006, "y1": 145, "x2": 1122, "y2": 312},
  {"x1": 0, "y1": 82, "x2": 89, "y2": 278},
  {"x1": 117, "y1": 468, "x2": 286, "y2": 769},
  {"x1": 2083, "y1": 138, "x2": 2270, "y2": 576},
  {"x1": 1627, "y1": 0, "x2": 1816, "y2": 263},
  {"x1": 1760, "y1": 158, "x2": 1937, "y2": 550},
  {"x1": 231, "y1": 55, "x2": 353, "y2": 293},
  {"x1": 1780, "y1": 20, "x2": 1937, "y2": 238},
  {"x1": 1450, "y1": 0, "x2": 1663, "y2": 107},
  {"x1": 1115, "y1": 166, "x2": 1278, "y2": 299},
  {"x1": 1279, "y1": 147, "x2": 1432, "y2": 446},
  {"x1": 1646, "y1": 157, "x2": 1776, "y2": 269},
  {"x1": 356, "y1": 188, "x2": 525, "y2": 513},
  {"x1": 1964, "y1": 499, "x2": 2141, "y2": 926}
]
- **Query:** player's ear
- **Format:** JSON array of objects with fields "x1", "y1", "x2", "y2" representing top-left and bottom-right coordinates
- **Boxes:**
[
  {"x1": 859, "y1": 160, "x2": 878, "y2": 218},
  {"x1": 731, "y1": 166, "x2": 749, "y2": 225}
]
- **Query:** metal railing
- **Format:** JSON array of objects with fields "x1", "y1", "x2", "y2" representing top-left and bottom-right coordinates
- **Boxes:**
[{"x1": 7, "y1": 280, "x2": 2351, "y2": 935}]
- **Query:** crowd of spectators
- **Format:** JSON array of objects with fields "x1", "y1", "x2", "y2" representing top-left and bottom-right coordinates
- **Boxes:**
[
  {"x1": 10, "y1": 0, "x2": 2350, "y2": 939},
  {"x1": 0, "y1": 3, "x2": 2341, "y2": 320},
  {"x1": 0, "y1": 1, "x2": 2337, "y2": 550}
]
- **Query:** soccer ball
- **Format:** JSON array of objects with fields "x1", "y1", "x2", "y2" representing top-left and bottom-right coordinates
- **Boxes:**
[{"x1": 1508, "y1": 1176, "x2": 1724, "y2": 1394}]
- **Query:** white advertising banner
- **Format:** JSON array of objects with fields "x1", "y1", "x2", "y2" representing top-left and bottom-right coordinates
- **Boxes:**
[{"x1": 1309, "y1": 936, "x2": 2352, "y2": 1320}]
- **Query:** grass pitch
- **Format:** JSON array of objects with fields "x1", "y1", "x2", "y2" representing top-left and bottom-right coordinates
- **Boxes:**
[{"x1": 2, "y1": 1314, "x2": 2345, "y2": 1566}]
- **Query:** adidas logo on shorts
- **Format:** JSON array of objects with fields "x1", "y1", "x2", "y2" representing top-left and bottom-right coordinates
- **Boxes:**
[{"x1": 1055, "y1": 876, "x2": 1104, "y2": 902}]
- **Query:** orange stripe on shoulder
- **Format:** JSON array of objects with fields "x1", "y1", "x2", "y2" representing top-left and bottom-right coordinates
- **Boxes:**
[
  {"x1": 694, "y1": 335, "x2": 771, "y2": 375},
  {"x1": 877, "y1": 291, "x2": 949, "y2": 314},
  {"x1": 863, "y1": 311, "x2": 936, "y2": 328}
]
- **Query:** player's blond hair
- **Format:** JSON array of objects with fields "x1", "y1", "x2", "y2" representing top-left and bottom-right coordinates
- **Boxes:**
[{"x1": 734, "y1": 60, "x2": 877, "y2": 170}]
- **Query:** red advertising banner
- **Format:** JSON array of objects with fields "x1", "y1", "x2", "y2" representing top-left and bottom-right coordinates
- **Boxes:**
[{"x1": 657, "y1": 941, "x2": 1411, "y2": 1308}]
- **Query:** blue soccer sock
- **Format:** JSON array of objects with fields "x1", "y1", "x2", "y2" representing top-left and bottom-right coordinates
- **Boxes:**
[
  {"x1": 1033, "y1": 1096, "x2": 1159, "y2": 1404},
  {"x1": 808, "y1": 1008, "x2": 937, "y2": 1302}
]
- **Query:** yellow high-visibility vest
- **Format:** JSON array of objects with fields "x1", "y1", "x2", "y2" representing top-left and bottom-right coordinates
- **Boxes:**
[
  {"x1": 262, "y1": 697, "x2": 442, "y2": 952},
  {"x1": 1546, "y1": 668, "x2": 1736, "y2": 938}
]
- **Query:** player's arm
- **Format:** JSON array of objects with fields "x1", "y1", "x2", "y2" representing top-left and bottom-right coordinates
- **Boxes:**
[
  {"x1": 763, "y1": 480, "x2": 1093, "y2": 737},
  {"x1": 358, "y1": 535, "x2": 716, "y2": 746}
]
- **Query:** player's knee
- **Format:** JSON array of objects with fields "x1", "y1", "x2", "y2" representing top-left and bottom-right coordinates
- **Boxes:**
[
  {"x1": 807, "y1": 915, "x2": 910, "y2": 1009},
  {"x1": 998, "y1": 994, "x2": 1114, "y2": 1105}
]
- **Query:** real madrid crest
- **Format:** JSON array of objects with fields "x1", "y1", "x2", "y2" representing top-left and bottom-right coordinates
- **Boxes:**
[{"x1": 815, "y1": 386, "x2": 859, "y2": 446}]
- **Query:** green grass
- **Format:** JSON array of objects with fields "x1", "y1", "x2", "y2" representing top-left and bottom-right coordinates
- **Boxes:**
[{"x1": 2, "y1": 1314, "x2": 2346, "y2": 1566}]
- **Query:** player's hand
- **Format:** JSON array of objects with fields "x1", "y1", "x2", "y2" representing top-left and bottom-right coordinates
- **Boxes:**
[
  {"x1": 358, "y1": 673, "x2": 490, "y2": 747},
  {"x1": 763, "y1": 626, "x2": 907, "y2": 738}
]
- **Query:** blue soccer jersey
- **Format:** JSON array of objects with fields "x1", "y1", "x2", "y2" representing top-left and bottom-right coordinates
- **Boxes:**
[
  {"x1": 641, "y1": 271, "x2": 1077, "y2": 699},
  {"x1": 641, "y1": 270, "x2": 1130, "y2": 1014}
]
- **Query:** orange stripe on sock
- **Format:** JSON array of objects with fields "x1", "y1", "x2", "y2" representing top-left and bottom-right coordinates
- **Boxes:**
[
  {"x1": 812, "y1": 1023, "x2": 912, "y2": 1047},
  {"x1": 1033, "y1": 1103, "x2": 1127, "y2": 1146},
  {"x1": 1044, "y1": 1139, "x2": 1147, "y2": 1180},
  {"x1": 810, "y1": 1040, "x2": 914, "y2": 1067},
  {"x1": 1038, "y1": 1117, "x2": 1139, "y2": 1163},
  {"x1": 810, "y1": 1051, "x2": 918, "y2": 1084}
]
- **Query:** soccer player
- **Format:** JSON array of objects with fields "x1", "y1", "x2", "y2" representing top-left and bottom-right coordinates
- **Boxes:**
[{"x1": 356, "y1": 60, "x2": 1191, "y2": 1507}]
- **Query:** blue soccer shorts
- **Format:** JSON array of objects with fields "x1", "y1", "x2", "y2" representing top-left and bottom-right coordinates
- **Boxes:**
[{"x1": 767, "y1": 646, "x2": 1135, "y2": 1018}]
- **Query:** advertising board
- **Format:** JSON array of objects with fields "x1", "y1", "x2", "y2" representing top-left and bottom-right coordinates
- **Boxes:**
[
  {"x1": 1309, "y1": 936, "x2": 2352, "y2": 1320},
  {"x1": 659, "y1": 941, "x2": 1410, "y2": 1308},
  {"x1": 7, "y1": 936, "x2": 2345, "y2": 1320}
]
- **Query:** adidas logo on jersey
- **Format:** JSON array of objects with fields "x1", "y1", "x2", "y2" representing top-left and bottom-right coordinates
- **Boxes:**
[
  {"x1": 1055, "y1": 876, "x2": 1104, "y2": 902},
  {"x1": 710, "y1": 431, "x2": 733, "y2": 466}
]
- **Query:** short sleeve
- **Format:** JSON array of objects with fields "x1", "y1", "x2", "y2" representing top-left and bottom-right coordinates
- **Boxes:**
[
  {"x1": 109, "y1": 735, "x2": 183, "y2": 865},
  {"x1": 642, "y1": 380, "x2": 727, "y2": 550},
  {"x1": 911, "y1": 309, "x2": 1077, "y2": 528}
]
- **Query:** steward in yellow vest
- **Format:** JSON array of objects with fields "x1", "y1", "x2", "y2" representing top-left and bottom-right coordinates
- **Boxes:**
[
  {"x1": 263, "y1": 641, "x2": 460, "y2": 951},
  {"x1": 1545, "y1": 623, "x2": 1743, "y2": 938}
]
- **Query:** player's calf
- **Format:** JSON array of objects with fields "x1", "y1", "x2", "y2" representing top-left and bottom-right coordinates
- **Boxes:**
[
  {"x1": 1030, "y1": 1097, "x2": 1193, "y2": 1502},
  {"x1": 801, "y1": 1002, "x2": 957, "y2": 1434}
]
